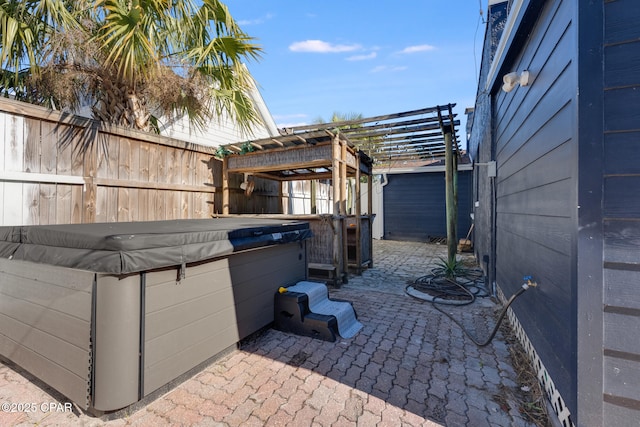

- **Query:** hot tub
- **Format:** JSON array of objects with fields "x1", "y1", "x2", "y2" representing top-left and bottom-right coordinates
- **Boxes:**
[{"x1": 0, "y1": 218, "x2": 311, "y2": 412}]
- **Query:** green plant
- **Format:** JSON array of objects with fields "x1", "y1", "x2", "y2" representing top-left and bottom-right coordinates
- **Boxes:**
[
  {"x1": 240, "y1": 141, "x2": 255, "y2": 154},
  {"x1": 0, "y1": 0, "x2": 262, "y2": 134},
  {"x1": 433, "y1": 257, "x2": 463, "y2": 278},
  {"x1": 215, "y1": 145, "x2": 232, "y2": 158}
]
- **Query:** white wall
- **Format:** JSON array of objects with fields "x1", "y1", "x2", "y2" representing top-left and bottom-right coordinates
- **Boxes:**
[{"x1": 159, "y1": 79, "x2": 279, "y2": 147}]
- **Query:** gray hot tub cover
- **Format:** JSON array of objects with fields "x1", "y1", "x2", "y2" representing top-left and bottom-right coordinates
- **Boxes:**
[{"x1": 0, "y1": 218, "x2": 311, "y2": 274}]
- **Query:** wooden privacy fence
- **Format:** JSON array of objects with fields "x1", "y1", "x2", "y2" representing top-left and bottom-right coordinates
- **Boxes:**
[{"x1": 0, "y1": 98, "x2": 280, "y2": 226}]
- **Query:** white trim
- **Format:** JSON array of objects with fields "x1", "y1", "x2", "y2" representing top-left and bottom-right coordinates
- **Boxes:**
[
  {"x1": 485, "y1": 0, "x2": 526, "y2": 92},
  {"x1": 497, "y1": 286, "x2": 575, "y2": 427},
  {"x1": 0, "y1": 171, "x2": 86, "y2": 185},
  {"x1": 373, "y1": 164, "x2": 473, "y2": 175}
]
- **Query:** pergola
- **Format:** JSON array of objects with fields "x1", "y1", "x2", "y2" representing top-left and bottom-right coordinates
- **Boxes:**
[
  {"x1": 219, "y1": 104, "x2": 460, "y2": 281},
  {"x1": 279, "y1": 104, "x2": 460, "y2": 165}
]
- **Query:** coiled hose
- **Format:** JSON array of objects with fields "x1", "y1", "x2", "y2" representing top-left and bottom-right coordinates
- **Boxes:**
[{"x1": 406, "y1": 275, "x2": 536, "y2": 347}]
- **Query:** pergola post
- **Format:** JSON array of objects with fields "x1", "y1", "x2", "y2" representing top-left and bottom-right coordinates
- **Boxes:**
[
  {"x1": 340, "y1": 140, "x2": 348, "y2": 278},
  {"x1": 331, "y1": 135, "x2": 342, "y2": 277},
  {"x1": 222, "y1": 157, "x2": 230, "y2": 215},
  {"x1": 355, "y1": 154, "x2": 362, "y2": 273},
  {"x1": 444, "y1": 128, "x2": 457, "y2": 265},
  {"x1": 310, "y1": 180, "x2": 317, "y2": 214},
  {"x1": 332, "y1": 136, "x2": 341, "y2": 215},
  {"x1": 367, "y1": 168, "x2": 373, "y2": 268}
]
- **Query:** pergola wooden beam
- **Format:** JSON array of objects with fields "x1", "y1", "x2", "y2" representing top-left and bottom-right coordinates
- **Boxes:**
[{"x1": 281, "y1": 106, "x2": 446, "y2": 133}]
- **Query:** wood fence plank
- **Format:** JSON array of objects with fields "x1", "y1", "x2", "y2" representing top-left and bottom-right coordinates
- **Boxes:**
[
  {"x1": 157, "y1": 145, "x2": 167, "y2": 182},
  {"x1": 71, "y1": 185, "x2": 83, "y2": 224},
  {"x1": 106, "y1": 134, "x2": 119, "y2": 179},
  {"x1": 24, "y1": 184, "x2": 40, "y2": 225},
  {"x1": 96, "y1": 135, "x2": 109, "y2": 178},
  {"x1": 181, "y1": 151, "x2": 193, "y2": 185},
  {"x1": 148, "y1": 189, "x2": 159, "y2": 220},
  {"x1": 166, "y1": 191, "x2": 177, "y2": 219},
  {"x1": 194, "y1": 191, "x2": 204, "y2": 217},
  {"x1": 40, "y1": 121, "x2": 57, "y2": 174},
  {"x1": 148, "y1": 143, "x2": 158, "y2": 182},
  {"x1": 4, "y1": 114, "x2": 24, "y2": 172},
  {"x1": 24, "y1": 118, "x2": 41, "y2": 174},
  {"x1": 180, "y1": 192, "x2": 190, "y2": 219},
  {"x1": 117, "y1": 188, "x2": 130, "y2": 221},
  {"x1": 118, "y1": 136, "x2": 131, "y2": 180},
  {"x1": 70, "y1": 128, "x2": 85, "y2": 177},
  {"x1": 139, "y1": 142, "x2": 150, "y2": 181},
  {"x1": 95, "y1": 186, "x2": 107, "y2": 223},
  {"x1": 56, "y1": 184, "x2": 72, "y2": 224},
  {"x1": 158, "y1": 190, "x2": 166, "y2": 220},
  {"x1": 39, "y1": 184, "x2": 56, "y2": 224},
  {"x1": 130, "y1": 188, "x2": 139, "y2": 221},
  {"x1": 106, "y1": 187, "x2": 118, "y2": 222},
  {"x1": 130, "y1": 140, "x2": 141, "y2": 181},
  {"x1": 168, "y1": 148, "x2": 179, "y2": 184},
  {"x1": 57, "y1": 124, "x2": 73, "y2": 176},
  {"x1": 138, "y1": 187, "x2": 149, "y2": 221},
  {"x1": 82, "y1": 130, "x2": 99, "y2": 224},
  {"x1": 3, "y1": 183, "x2": 23, "y2": 225}
]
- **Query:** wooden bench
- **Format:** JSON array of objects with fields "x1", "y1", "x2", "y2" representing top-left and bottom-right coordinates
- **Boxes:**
[{"x1": 308, "y1": 262, "x2": 338, "y2": 287}]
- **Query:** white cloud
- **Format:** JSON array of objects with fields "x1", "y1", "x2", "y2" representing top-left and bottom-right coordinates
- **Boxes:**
[
  {"x1": 237, "y1": 13, "x2": 275, "y2": 26},
  {"x1": 398, "y1": 44, "x2": 436, "y2": 54},
  {"x1": 289, "y1": 40, "x2": 361, "y2": 53},
  {"x1": 370, "y1": 65, "x2": 408, "y2": 73},
  {"x1": 273, "y1": 113, "x2": 307, "y2": 121},
  {"x1": 346, "y1": 52, "x2": 377, "y2": 61},
  {"x1": 277, "y1": 121, "x2": 310, "y2": 128}
]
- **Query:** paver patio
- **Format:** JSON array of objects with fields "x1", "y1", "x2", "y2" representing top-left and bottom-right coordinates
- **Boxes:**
[{"x1": 0, "y1": 240, "x2": 541, "y2": 426}]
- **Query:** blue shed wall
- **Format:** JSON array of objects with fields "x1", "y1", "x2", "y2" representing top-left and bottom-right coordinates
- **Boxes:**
[
  {"x1": 601, "y1": 0, "x2": 640, "y2": 424},
  {"x1": 492, "y1": 0, "x2": 577, "y2": 415},
  {"x1": 472, "y1": 0, "x2": 640, "y2": 425},
  {"x1": 382, "y1": 170, "x2": 473, "y2": 242}
]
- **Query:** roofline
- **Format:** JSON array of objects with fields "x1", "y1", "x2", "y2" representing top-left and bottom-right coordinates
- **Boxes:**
[{"x1": 373, "y1": 164, "x2": 473, "y2": 175}]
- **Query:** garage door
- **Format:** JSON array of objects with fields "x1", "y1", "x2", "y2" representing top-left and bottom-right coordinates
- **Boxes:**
[{"x1": 383, "y1": 171, "x2": 472, "y2": 242}]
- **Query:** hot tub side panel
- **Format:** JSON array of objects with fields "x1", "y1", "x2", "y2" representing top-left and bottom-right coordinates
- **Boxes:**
[
  {"x1": 229, "y1": 242, "x2": 308, "y2": 339},
  {"x1": 0, "y1": 259, "x2": 94, "y2": 409},
  {"x1": 143, "y1": 241, "x2": 307, "y2": 396},
  {"x1": 92, "y1": 275, "x2": 142, "y2": 412}
]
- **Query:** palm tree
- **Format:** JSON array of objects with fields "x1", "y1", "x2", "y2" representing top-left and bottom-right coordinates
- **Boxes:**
[{"x1": 0, "y1": 0, "x2": 262, "y2": 133}]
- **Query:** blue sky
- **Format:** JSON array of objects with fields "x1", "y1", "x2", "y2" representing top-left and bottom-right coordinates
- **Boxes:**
[{"x1": 225, "y1": 1, "x2": 488, "y2": 146}]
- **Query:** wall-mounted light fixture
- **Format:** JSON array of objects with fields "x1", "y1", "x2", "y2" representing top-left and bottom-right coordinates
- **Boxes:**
[{"x1": 502, "y1": 70, "x2": 531, "y2": 93}]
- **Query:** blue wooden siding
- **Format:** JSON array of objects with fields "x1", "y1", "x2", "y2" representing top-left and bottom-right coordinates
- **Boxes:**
[
  {"x1": 473, "y1": 0, "x2": 640, "y2": 424},
  {"x1": 383, "y1": 171, "x2": 473, "y2": 242},
  {"x1": 492, "y1": 0, "x2": 578, "y2": 415},
  {"x1": 602, "y1": 0, "x2": 640, "y2": 423},
  {"x1": 468, "y1": 1, "x2": 508, "y2": 285}
]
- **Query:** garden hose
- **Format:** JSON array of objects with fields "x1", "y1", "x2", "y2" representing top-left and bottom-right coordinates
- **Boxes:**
[{"x1": 406, "y1": 276, "x2": 537, "y2": 347}]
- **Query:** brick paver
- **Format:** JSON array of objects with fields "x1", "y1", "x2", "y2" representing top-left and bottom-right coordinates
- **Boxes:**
[{"x1": 0, "y1": 240, "x2": 541, "y2": 426}]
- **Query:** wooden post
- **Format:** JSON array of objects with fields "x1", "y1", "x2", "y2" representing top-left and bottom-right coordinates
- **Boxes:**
[
  {"x1": 444, "y1": 129, "x2": 457, "y2": 265},
  {"x1": 355, "y1": 154, "x2": 362, "y2": 274},
  {"x1": 340, "y1": 142, "x2": 347, "y2": 216},
  {"x1": 332, "y1": 136, "x2": 340, "y2": 216},
  {"x1": 82, "y1": 127, "x2": 98, "y2": 224},
  {"x1": 310, "y1": 180, "x2": 317, "y2": 214},
  {"x1": 367, "y1": 170, "x2": 374, "y2": 268},
  {"x1": 331, "y1": 135, "x2": 342, "y2": 279},
  {"x1": 222, "y1": 157, "x2": 230, "y2": 215},
  {"x1": 340, "y1": 141, "x2": 348, "y2": 280}
]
